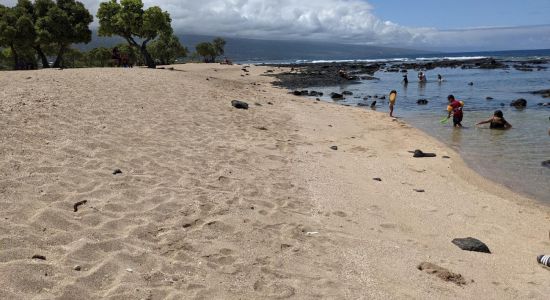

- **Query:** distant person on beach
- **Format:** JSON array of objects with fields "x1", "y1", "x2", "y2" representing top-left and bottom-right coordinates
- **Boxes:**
[
  {"x1": 447, "y1": 95, "x2": 464, "y2": 128},
  {"x1": 437, "y1": 74, "x2": 443, "y2": 82},
  {"x1": 389, "y1": 90, "x2": 397, "y2": 117},
  {"x1": 402, "y1": 74, "x2": 408, "y2": 85},
  {"x1": 476, "y1": 110, "x2": 512, "y2": 129},
  {"x1": 418, "y1": 71, "x2": 426, "y2": 82}
]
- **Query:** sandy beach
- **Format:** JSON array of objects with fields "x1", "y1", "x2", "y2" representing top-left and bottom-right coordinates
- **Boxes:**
[{"x1": 1, "y1": 64, "x2": 549, "y2": 299}]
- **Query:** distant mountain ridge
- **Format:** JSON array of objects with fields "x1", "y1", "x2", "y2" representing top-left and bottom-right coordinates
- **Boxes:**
[{"x1": 79, "y1": 32, "x2": 433, "y2": 63}]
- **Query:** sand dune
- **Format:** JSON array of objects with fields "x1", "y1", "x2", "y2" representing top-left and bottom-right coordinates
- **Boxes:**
[{"x1": 0, "y1": 64, "x2": 549, "y2": 299}]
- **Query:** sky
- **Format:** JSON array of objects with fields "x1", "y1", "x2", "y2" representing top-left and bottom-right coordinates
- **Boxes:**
[{"x1": 2, "y1": 0, "x2": 550, "y2": 52}]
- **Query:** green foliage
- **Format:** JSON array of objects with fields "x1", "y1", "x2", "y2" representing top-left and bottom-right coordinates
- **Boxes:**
[
  {"x1": 36, "y1": 0, "x2": 93, "y2": 67},
  {"x1": 195, "y1": 37, "x2": 226, "y2": 63},
  {"x1": 87, "y1": 47, "x2": 112, "y2": 67},
  {"x1": 97, "y1": 0, "x2": 173, "y2": 68},
  {"x1": 148, "y1": 34, "x2": 187, "y2": 65},
  {"x1": 0, "y1": 0, "x2": 93, "y2": 69},
  {"x1": 0, "y1": 3, "x2": 37, "y2": 68}
]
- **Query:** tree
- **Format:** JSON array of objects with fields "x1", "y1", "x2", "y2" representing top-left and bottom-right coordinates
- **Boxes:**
[
  {"x1": 87, "y1": 47, "x2": 112, "y2": 67},
  {"x1": 35, "y1": 0, "x2": 93, "y2": 68},
  {"x1": 195, "y1": 37, "x2": 226, "y2": 63},
  {"x1": 195, "y1": 42, "x2": 216, "y2": 63},
  {"x1": 97, "y1": 0, "x2": 172, "y2": 68},
  {"x1": 148, "y1": 34, "x2": 187, "y2": 65},
  {"x1": 212, "y1": 37, "x2": 226, "y2": 57},
  {"x1": 0, "y1": 4, "x2": 36, "y2": 69}
]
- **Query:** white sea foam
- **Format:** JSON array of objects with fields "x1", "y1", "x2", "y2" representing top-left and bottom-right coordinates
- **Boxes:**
[{"x1": 415, "y1": 56, "x2": 488, "y2": 61}]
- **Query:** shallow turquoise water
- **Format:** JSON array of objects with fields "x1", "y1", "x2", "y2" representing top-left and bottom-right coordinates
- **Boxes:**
[{"x1": 307, "y1": 65, "x2": 550, "y2": 203}]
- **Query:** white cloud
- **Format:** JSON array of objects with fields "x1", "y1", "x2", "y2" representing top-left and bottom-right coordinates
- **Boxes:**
[{"x1": 1, "y1": 0, "x2": 550, "y2": 51}]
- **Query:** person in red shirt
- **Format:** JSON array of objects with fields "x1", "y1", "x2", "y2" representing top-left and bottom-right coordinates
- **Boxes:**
[{"x1": 447, "y1": 95, "x2": 464, "y2": 128}]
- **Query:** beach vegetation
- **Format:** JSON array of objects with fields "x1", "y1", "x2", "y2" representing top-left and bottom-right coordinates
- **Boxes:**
[
  {"x1": 97, "y1": 0, "x2": 173, "y2": 68},
  {"x1": 147, "y1": 33, "x2": 188, "y2": 65},
  {"x1": 0, "y1": 0, "x2": 93, "y2": 70},
  {"x1": 195, "y1": 37, "x2": 226, "y2": 63}
]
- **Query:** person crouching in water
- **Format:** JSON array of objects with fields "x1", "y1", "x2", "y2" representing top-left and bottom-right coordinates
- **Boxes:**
[
  {"x1": 389, "y1": 90, "x2": 397, "y2": 117},
  {"x1": 476, "y1": 110, "x2": 512, "y2": 129},
  {"x1": 447, "y1": 95, "x2": 464, "y2": 128}
]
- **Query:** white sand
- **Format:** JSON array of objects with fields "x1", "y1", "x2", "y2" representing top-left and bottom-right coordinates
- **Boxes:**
[{"x1": 0, "y1": 64, "x2": 549, "y2": 299}]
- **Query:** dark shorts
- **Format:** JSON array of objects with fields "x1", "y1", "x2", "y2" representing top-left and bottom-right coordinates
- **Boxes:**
[{"x1": 453, "y1": 115, "x2": 463, "y2": 126}]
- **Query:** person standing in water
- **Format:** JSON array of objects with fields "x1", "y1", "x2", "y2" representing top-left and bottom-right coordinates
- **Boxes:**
[
  {"x1": 437, "y1": 74, "x2": 443, "y2": 82},
  {"x1": 389, "y1": 90, "x2": 397, "y2": 117},
  {"x1": 476, "y1": 110, "x2": 512, "y2": 129},
  {"x1": 402, "y1": 74, "x2": 408, "y2": 85},
  {"x1": 447, "y1": 95, "x2": 464, "y2": 128}
]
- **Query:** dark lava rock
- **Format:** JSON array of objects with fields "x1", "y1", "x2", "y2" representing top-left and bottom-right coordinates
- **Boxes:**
[
  {"x1": 413, "y1": 150, "x2": 436, "y2": 158},
  {"x1": 370, "y1": 101, "x2": 377, "y2": 108},
  {"x1": 468, "y1": 82, "x2": 474, "y2": 86},
  {"x1": 342, "y1": 91, "x2": 353, "y2": 95},
  {"x1": 330, "y1": 146, "x2": 338, "y2": 151},
  {"x1": 113, "y1": 169, "x2": 123, "y2": 175},
  {"x1": 293, "y1": 90, "x2": 308, "y2": 96},
  {"x1": 330, "y1": 93, "x2": 344, "y2": 100},
  {"x1": 373, "y1": 178, "x2": 382, "y2": 181},
  {"x1": 510, "y1": 98, "x2": 527, "y2": 108},
  {"x1": 379, "y1": 96, "x2": 386, "y2": 100},
  {"x1": 542, "y1": 160, "x2": 550, "y2": 168},
  {"x1": 451, "y1": 237, "x2": 491, "y2": 253},
  {"x1": 309, "y1": 91, "x2": 323, "y2": 97},
  {"x1": 537, "y1": 102, "x2": 550, "y2": 106},
  {"x1": 357, "y1": 103, "x2": 369, "y2": 107},
  {"x1": 414, "y1": 189, "x2": 425, "y2": 193},
  {"x1": 231, "y1": 100, "x2": 249, "y2": 109},
  {"x1": 417, "y1": 99, "x2": 429, "y2": 105},
  {"x1": 486, "y1": 97, "x2": 494, "y2": 100},
  {"x1": 32, "y1": 255, "x2": 46, "y2": 260}
]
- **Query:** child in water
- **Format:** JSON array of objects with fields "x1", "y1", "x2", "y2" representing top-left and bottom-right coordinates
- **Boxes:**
[
  {"x1": 476, "y1": 110, "x2": 512, "y2": 129},
  {"x1": 447, "y1": 95, "x2": 464, "y2": 127},
  {"x1": 389, "y1": 90, "x2": 397, "y2": 117}
]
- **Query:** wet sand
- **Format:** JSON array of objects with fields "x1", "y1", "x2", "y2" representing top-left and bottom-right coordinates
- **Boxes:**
[{"x1": 0, "y1": 64, "x2": 549, "y2": 299}]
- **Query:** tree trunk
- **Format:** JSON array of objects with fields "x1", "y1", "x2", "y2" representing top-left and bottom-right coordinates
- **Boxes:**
[
  {"x1": 34, "y1": 46, "x2": 50, "y2": 68},
  {"x1": 140, "y1": 41, "x2": 155, "y2": 69},
  {"x1": 52, "y1": 44, "x2": 66, "y2": 68},
  {"x1": 10, "y1": 44, "x2": 19, "y2": 70}
]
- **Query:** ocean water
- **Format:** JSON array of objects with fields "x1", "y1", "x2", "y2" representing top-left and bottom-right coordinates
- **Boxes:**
[{"x1": 297, "y1": 53, "x2": 550, "y2": 203}]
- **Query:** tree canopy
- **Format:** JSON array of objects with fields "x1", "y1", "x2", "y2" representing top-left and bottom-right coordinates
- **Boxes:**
[
  {"x1": 148, "y1": 34, "x2": 187, "y2": 65},
  {"x1": 97, "y1": 0, "x2": 173, "y2": 68},
  {"x1": 195, "y1": 37, "x2": 226, "y2": 63},
  {"x1": 0, "y1": 0, "x2": 93, "y2": 69}
]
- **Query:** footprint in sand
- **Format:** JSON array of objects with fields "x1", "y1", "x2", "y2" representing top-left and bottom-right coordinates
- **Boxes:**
[{"x1": 332, "y1": 211, "x2": 347, "y2": 218}]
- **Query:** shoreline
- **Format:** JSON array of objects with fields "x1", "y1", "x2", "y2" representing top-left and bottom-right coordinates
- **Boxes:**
[{"x1": 1, "y1": 64, "x2": 549, "y2": 299}]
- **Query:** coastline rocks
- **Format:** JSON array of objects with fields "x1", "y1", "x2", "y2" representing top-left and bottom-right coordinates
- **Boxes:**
[
  {"x1": 486, "y1": 97, "x2": 494, "y2": 100},
  {"x1": 330, "y1": 146, "x2": 338, "y2": 151},
  {"x1": 357, "y1": 103, "x2": 368, "y2": 107},
  {"x1": 231, "y1": 100, "x2": 249, "y2": 109},
  {"x1": 293, "y1": 90, "x2": 309, "y2": 96},
  {"x1": 451, "y1": 237, "x2": 491, "y2": 253},
  {"x1": 330, "y1": 93, "x2": 344, "y2": 100},
  {"x1": 510, "y1": 98, "x2": 527, "y2": 108},
  {"x1": 531, "y1": 89, "x2": 550, "y2": 98},
  {"x1": 309, "y1": 91, "x2": 323, "y2": 97},
  {"x1": 537, "y1": 102, "x2": 550, "y2": 106},
  {"x1": 342, "y1": 91, "x2": 353, "y2": 95},
  {"x1": 417, "y1": 99, "x2": 429, "y2": 105},
  {"x1": 370, "y1": 101, "x2": 377, "y2": 108}
]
